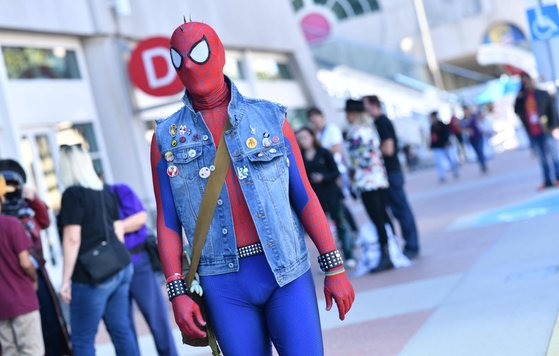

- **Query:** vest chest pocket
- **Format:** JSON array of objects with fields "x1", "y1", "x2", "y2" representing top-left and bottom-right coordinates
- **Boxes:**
[
  {"x1": 247, "y1": 144, "x2": 287, "y2": 182},
  {"x1": 169, "y1": 143, "x2": 203, "y2": 180}
]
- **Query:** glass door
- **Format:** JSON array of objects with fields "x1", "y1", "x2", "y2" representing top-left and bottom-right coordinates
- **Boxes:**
[{"x1": 20, "y1": 129, "x2": 63, "y2": 287}]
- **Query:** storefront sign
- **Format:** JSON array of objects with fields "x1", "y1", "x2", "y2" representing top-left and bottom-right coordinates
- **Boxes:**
[
  {"x1": 477, "y1": 44, "x2": 537, "y2": 78},
  {"x1": 128, "y1": 37, "x2": 183, "y2": 96}
]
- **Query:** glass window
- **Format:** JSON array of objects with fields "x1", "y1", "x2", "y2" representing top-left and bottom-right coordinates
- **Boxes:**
[
  {"x1": 19, "y1": 137, "x2": 39, "y2": 193},
  {"x1": 252, "y1": 57, "x2": 294, "y2": 80},
  {"x1": 332, "y1": 2, "x2": 349, "y2": 19},
  {"x1": 292, "y1": 0, "x2": 304, "y2": 11},
  {"x1": 367, "y1": 0, "x2": 380, "y2": 11},
  {"x1": 224, "y1": 54, "x2": 245, "y2": 80},
  {"x1": 347, "y1": 0, "x2": 364, "y2": 15},
  {"x1": 2, "y1": 46, "x2": 81, "y2": 79},
  {"x1": 35, "y1": 135, "x2": 61, "y2": 211}
]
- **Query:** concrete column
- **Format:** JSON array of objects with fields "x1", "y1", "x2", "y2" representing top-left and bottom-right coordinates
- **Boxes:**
[
  {"x1": 0, "y1": 79, "x2": 22, "y2": 160},
  {"x1": 81, "y1": 36, "x2": 153, "y2": 209}
]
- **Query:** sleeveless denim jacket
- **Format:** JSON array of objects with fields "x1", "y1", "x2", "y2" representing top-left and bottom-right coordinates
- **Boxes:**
[{"x1": 155, "y1": 79, "x2": 309, "y2": 286}]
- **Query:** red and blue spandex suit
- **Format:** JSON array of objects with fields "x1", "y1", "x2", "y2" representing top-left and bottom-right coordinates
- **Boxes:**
[{"x1": 150, "y1": 21, "x2": 354, "y2": 355}]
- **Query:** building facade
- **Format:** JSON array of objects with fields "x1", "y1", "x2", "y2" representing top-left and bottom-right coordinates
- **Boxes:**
[
  {"x1": 0, "y1": 0, "x2": 334, "y2": 276},
  {"x1": 292, "y1": 0, "x2": 536, "y2": 89}
]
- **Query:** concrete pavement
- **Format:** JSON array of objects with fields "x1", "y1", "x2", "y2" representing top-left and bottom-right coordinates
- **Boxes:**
[{"x1": 97, "y1": 148, "x2": 559, "y2": 355}]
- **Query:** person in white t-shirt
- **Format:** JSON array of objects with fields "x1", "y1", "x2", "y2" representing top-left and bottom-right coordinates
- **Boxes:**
[{"x1": 307, "y1": 107, "x2": 358, "y2": 268}]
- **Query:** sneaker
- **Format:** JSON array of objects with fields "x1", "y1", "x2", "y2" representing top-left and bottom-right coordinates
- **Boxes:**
[
  {"x1": 369, "y1": 252, "x2": 393, "y2": 273},
  {"x1": 538, "y1": 182, "x2": 554, "y2": 191},
  {"x1": 345, "y1": 258, "x2": 357, "y2": 269},
  {"x1": 403, "y1": 249, "x2": 419, "y2": 260}
]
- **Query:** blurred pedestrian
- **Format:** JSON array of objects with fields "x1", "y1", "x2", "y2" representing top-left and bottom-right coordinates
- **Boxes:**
[
  {"x1": 430, "y1": 111, "x2": 459, "y2": 182},
  {"x1": 296, "y1": 127, "x2": 355, "y2": 266},
  {"x1": 307, "y1": 107, "x2": 360, "y2": 236},
  {"x1": 110, "y1": 183, "x2": 178, "y2": 356},
  {"x1": 480, "y1": 104, "x2": 496, "y2": 159},
  {"x1": 0, "y1": 174, "x2": 44, "y2": 356},
  {"x1": 345, "y1": 99, "x2": 394, "y2": 272},
  {"x1": 58, "y1": 145, "x2": 138, "y2": 356},
  {"x1": 449, "y1": 112, "x2": 466, "y2": 163},
  {"x1": 0, "y1": 159, "x2": 72, "y2": 356},
  {"x1": 462, "y1": 106, "x2": 488, "y2": 173},
  {"x1": 514, "y1": 72, "x2": 559, "y2": 189},
  {"x1": 363, "y1": 95, "x2": 420, "y2": 259}
]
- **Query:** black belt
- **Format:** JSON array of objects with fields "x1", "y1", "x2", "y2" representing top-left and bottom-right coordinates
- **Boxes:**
[
  {"x1": 237, "y1": 242, "x2": 264, "y2": 259},
  {"x1": 129, "y1": 242, "x2": 146, "y2": 255}
]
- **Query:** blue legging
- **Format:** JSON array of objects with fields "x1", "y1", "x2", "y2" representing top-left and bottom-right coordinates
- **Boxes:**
[{"x1": 200, "y1": 254, "x2": 323, "y2": 356}]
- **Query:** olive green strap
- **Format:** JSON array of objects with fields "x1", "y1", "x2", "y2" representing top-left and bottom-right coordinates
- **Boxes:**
[
  {"x1": 186, "y1": 120, "x2": 232, "y2": 288},
  {"x1": 208, "y1": 327, "x2": 221, "y2": 356}
]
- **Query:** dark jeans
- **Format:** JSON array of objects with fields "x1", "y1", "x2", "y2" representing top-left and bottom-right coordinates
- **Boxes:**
[
  {"x1": 470, "y1": 138, "x2": 487, "y2": 172},
  {"x1": 37, "y1": 269, "x2": 70, "y2": 356},
  {"x1": 343, "y1": 203, "x2": 358, "y2": 232},
  {"x1": 322, "y1": 198, "x2": 354, "y2": 260},
  {"x1": 70, "y1": 264, "x2": 138, "y2": 356},
  {"x1": 386, "y1": 171, "x2": 419, "y2": 252},
  {"x1": 361, "y1": 189, "x2": 393, "y2": 249},
  {"x1": 129, "y1": 254, "x2": 178, "y2": 356},
  {"x1": 531, "y1": 133, "x2": 559, "y2": 185}
]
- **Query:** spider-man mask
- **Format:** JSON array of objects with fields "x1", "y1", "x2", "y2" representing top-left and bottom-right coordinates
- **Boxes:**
[{"x1": 170, "y1": 22, "x2": 225, "y2": 97}]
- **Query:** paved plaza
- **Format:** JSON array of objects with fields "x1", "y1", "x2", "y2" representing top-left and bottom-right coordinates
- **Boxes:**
[{"x1": 98, "y1": 148, "x2": 559, "y2": 355}]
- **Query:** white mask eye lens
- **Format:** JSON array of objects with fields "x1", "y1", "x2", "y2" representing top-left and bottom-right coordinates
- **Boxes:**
[
  {"x1": 188, "y1": 36, "x2": 210, "y2": 64},
  {"x1": 170, "y1": 47, "x2": 182, "y2": 69}
]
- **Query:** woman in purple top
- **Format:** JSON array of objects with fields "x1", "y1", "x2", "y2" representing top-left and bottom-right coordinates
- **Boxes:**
[{"x1": 111, "y1": 183, "x2": 178, "y2": 356}]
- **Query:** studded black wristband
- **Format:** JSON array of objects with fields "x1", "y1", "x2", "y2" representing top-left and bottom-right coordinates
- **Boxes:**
[
  {"x1": 317, "y1": 250, "x2": 344, "y2": 272},
  {"x1": 166, "y1": 279, "x2": 187, "y2": 301}
]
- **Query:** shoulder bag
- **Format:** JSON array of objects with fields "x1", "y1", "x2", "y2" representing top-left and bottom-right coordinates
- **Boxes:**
[
  {"x1": 78, "y1": 187, "x2": 128, "y2": 284},
  {"x1": 181, "y1": 122, "x2": 232, "y2": 356}
]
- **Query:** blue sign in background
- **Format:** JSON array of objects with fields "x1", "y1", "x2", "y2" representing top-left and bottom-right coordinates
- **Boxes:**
[{"x1": 526, "y1": 5, "x2": 559, "y2": 41}]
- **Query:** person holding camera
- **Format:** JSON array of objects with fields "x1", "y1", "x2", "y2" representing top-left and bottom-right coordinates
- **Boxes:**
[
  {"x1": 0, "y1": 159, "x2": 72, "y2": 355},
  {"x1": 0, "y1": 174, "x2": 44, "y2": 356}
]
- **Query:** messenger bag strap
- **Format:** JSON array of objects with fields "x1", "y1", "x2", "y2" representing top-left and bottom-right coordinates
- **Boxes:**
[{"x1": 186, "y1": 120, "x2": 232, "y2": 287}]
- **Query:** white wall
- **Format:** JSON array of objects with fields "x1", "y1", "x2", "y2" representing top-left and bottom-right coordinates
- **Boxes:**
[{"x1": 0, "y1": 0, "x2": 97, "y2": 35}]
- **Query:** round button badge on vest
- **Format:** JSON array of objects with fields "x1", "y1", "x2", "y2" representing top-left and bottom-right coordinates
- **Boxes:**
[
  {"x1": 164, "y1": 151, "x2": 175, "y2": 162},
  {"x1": 167, "y1": 165, "x2": 178, "y2": 177},
  {"x1": 246, "y1": 137, "x2": 257, "y2": 149},
  {"x1": 199, "y1": 167, "x2": 211, "y2": 179},
  {"x1": 169, "y1": 124, "x2": 177, "y2": 137}
]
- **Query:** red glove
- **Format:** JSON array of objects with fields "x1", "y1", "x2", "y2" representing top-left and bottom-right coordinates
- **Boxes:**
[
  {"x1": 171, "y1": 294, "x2": 207, "y2": 339},
  {"x1": 324, "y1": 269, "x2": 355, "y2": 320}
]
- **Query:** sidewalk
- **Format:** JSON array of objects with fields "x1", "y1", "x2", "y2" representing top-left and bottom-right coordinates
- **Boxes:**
[{"x1": 97, "y1": 149, "x2": 559, "y2": 355}]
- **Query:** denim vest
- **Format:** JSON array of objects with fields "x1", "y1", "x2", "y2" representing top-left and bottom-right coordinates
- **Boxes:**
[{"x1": 155, "y1": 79, "x2": 309, "y2": 286}]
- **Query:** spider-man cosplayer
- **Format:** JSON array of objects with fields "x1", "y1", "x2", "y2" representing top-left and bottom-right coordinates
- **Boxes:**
[{"x1": 150, "y1": 22, "x2": 354, "y2": 355}]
